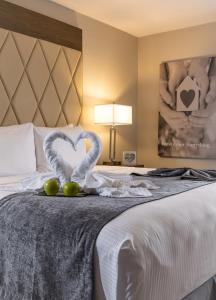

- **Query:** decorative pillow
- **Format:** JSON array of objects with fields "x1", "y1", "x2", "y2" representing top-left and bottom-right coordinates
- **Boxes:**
[
  {"x1": 0, "y1": 123, "x2": 36, "y2": 176},
  {"x1": 34, "y1": 125, "x2": 86, "y2": 172}
]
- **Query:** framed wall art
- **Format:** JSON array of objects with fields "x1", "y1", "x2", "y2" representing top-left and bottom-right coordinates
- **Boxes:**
[
  {"x1": 158, "y1": 56, "x2": 216, "y2": 158},
  {"x1": 122, "y1": 151, "x2": 136, "y2": 166}
]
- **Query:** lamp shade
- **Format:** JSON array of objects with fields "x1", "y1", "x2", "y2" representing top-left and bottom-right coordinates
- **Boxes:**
[{"x1": 94, "y1": 104, "x2": 132, "y2": 125}]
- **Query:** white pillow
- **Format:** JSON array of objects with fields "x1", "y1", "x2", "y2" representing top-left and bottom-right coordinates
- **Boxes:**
[
  {"x1": 34, "y1": 125, "x2": 86, "y2": 172},
  {"x1": 0, "y1": 123, "x2": 36, "y2": 176}
]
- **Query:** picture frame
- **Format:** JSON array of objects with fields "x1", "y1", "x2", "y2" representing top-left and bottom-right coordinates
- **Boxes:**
[
  {"x1": 158, "y1": 56, "x2": 216, "y2": 159},
  {"x1": 122, "y1": 151, "x2": 136, "y2": 166}
]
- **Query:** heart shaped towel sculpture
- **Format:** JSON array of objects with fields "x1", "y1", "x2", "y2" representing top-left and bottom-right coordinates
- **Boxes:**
[
  {"x1": 43, "y1": 130, "x2": 158, "y2": 197},
  {"x1": 43, "y1": 130, "x2": 103, "y2": 186}
]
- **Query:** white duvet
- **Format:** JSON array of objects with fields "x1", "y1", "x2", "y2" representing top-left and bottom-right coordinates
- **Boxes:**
[{"x1": 0, "y1": 167, "x2": 216, "y2": 300}]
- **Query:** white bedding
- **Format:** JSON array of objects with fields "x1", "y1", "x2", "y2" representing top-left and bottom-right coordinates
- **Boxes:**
[{"x1": 0, "y1": 167, "x2": 216, "y2": 300}]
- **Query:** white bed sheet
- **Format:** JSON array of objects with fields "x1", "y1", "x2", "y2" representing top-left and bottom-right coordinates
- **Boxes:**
[
  {"x1": 94, "y1": 167, "x2": 216, "y2": 300},
  {"x1": 0, "y1": 174, "x2": 33, "y2": 198},
  {"x1": 0, "y1": 168, "x2": 216, "y2": 300}
]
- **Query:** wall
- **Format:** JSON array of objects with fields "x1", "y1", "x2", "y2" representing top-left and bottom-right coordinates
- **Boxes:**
[
  {"x1": 7, "y1": 0, "x2": 138, "y2": 163},
  {"x1": 138, "y1": 22, "x2": 216, "y2": 168},
  {"x1": 6, "y1": 0, "x2": 216, "y2": 168}
]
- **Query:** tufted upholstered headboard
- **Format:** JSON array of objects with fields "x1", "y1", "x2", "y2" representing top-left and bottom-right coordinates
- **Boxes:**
[{"x1": 0, "y1": 0, "x2": 82, "y2": 127}]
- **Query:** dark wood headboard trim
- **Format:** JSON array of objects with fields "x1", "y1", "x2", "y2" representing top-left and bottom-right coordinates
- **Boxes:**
[{"x1": 0, "y1": 0, "x2": 82, "y2": 51}]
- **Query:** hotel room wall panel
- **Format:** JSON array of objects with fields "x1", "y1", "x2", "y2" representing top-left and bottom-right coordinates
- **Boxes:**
[
  {"x1": 7, "y1": 0, "x2": 138, "y2": 164},
  {"x1": 0, "y1": 1, "x2": 83, "y2": 127},
  {"x1": 0, "y1": 0, "x2": 82, "y2": 51}
]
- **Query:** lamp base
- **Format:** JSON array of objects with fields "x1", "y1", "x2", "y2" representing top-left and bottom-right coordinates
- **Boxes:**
[{"x1": 103, "y1": 161, "x2": 121, "y2": 166}]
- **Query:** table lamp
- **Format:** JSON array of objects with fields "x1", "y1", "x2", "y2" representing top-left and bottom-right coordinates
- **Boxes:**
[{"x1": 94, "y1": 104, "x2": 132, "y2": 165}]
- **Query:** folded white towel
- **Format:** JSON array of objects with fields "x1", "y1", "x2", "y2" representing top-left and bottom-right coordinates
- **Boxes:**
[
  {"x1": 98, "y1": 187, "x2": 152, "y2": 198},
  {"x1": 22, "y1": 171, "x2": 159, "y2": 198},
  {"x1": 41, "y1": 130, "x2": 158, "y2": 197},
  {"x1": 79, "y1": 171, "x2": 159, "y2": 197}
]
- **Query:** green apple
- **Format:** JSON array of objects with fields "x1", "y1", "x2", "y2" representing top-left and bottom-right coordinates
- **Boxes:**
[
  {"x1": 63, "y1": 181, "x2": 80, "y2": 197},
  {"x1": 43, "y1": 178, "x2": 60, "y2": 196}
]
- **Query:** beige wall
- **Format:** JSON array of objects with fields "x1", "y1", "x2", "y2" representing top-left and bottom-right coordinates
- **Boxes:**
[
  {"x1": 138, "y1": 22, "x2": 216, "y2": 168},
  {"x1": 6, "y1": 1, "x2": 216, "y2": 168},
  {"x1": 7, "y1": 0, "x2": 138, "y2": 163}
]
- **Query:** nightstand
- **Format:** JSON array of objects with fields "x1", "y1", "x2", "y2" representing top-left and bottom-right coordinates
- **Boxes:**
[{"x1": 103, "y1": 162, "x2": 144, "y2": 168}]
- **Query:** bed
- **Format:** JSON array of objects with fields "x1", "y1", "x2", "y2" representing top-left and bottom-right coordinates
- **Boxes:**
[
  {"x1": 93, "y1": 167, "x2": 216, "y2": 300},
  {"x1": 0, "y1": 167, "x2": 216, "y2": 300},
  {"x1": 0, "y1": 1, "x2": 216, "y2": 300}
]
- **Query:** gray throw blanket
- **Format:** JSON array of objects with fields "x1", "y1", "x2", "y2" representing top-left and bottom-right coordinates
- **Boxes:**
[
  {"x1": 0, "y1": 176, "x2": 215, "y2": 300},
  {"x1": 147, "y1": 168, "x2": 216, "y2": 181},
  {"x1": 182, "y1": 275, "x2": 216, "y2": 300}
]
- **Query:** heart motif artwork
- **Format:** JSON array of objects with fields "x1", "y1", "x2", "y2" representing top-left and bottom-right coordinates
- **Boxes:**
[
  {"x1": 125, "y1": 153, "x2": 136, "y2": 163},
  {"x1": 180, "y1": 89, "x2": 195, "y2": 108},
  {"x1": 123, "y1": 151, "x2": 136, "y2": 166},
  {"x1": 159, "y1": 56, "x2": 216, "y2": 159},
  {"x1": 176, "y1": 76, "x2": 199, "y2": 112}
]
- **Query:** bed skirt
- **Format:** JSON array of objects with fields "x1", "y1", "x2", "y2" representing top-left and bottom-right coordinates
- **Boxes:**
[{"x1": 183, "y1": 275, "x2": 216, "y2": 300}]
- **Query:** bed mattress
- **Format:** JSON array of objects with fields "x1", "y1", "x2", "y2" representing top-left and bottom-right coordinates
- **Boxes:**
[{"x1": 0, "y1": 167, "x2": 216, "y2": 300}]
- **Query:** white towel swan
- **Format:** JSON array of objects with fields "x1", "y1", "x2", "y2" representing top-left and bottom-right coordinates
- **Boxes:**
[
  {"x1": 42, "y1": 130, "x2": 158, "y2": 197},
  {"x1": 43, "y1": 131, "x2": 75, "y2": 185},
  {"x1": 43, "y1": 130, "x2": 103, "y2": 186},
  {"x1": 71, "y1": 131, "x2": 103, "y2": 182}
]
